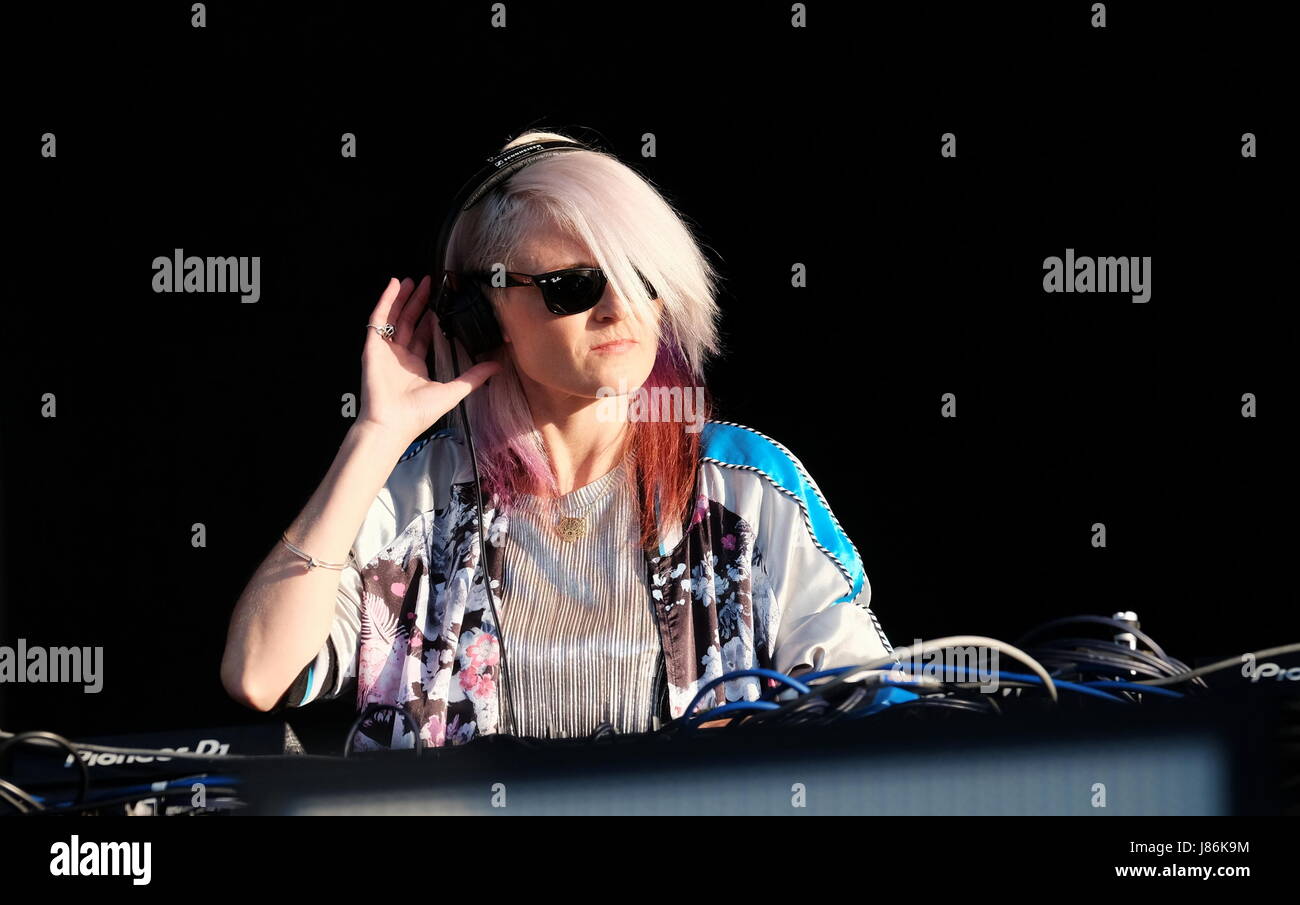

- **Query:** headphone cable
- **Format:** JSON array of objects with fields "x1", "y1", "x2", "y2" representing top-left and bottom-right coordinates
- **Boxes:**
[{"x1": 449, "y1": 341, "x2": 519, "y2": 739}]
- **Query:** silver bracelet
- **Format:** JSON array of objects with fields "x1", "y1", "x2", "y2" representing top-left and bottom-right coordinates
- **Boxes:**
[{"x1": 280, "y1": 532, "x2": 348, "y2": 571}]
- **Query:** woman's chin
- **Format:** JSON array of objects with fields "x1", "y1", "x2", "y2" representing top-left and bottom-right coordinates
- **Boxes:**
[{"x1": 587, "y1": 362, "x2": 654, "y2": 393}]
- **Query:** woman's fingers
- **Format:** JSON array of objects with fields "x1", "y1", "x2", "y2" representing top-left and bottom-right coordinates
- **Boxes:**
[
  {"x1": 390, "y1": 277, "x2": 416, "y2": 326},
  {"x1": 368, "y1": 277, "x2": 403, "y2": 341},
  {"x1": 437, "y1": 360, "x2": 502, "y2": 406},
  {"x1": 394, "y1": 274, "x2": 431, "y2": 348},
  {"x1": 410, "y1": 299, "x2": 437, "y2": 362}
]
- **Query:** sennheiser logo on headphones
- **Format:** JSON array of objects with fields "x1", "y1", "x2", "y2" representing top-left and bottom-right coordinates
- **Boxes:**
[
  {"x1": 1042, "y1": 249, "x2": 1151, "y2": 302},
  {"x1": 152, "y1": 249, "x2": 261, "y2": 303}
]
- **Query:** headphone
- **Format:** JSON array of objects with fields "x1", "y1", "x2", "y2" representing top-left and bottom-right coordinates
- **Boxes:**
[
  {"x1": 416, "y1": 135, "x2": 599, "y2": 740},
  {"x1": 423, "y1": 137, "x2": 596, "y2": 361}
]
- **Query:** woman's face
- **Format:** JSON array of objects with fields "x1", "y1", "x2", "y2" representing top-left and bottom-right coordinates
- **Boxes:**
[{"x1": 492, "y1": 221, "x2": 662, "y2": 403}]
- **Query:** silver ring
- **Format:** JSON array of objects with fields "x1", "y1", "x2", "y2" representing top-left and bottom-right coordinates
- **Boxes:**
[{"x1": 367, "y1": 323, "x2": 396, "y2": 341}]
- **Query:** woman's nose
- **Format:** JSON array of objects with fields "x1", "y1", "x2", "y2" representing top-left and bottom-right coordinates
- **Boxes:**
[{"x1": 593, "y1": 284, "x2": 630, "y2": 320}]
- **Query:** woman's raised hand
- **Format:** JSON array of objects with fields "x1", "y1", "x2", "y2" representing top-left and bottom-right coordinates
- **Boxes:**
[{"x1": 357, "y1": 276, "x2": 501, "y2": 446}]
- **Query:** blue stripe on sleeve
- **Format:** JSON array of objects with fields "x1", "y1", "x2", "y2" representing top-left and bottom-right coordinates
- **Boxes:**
[
  {"x1": 700, "y1": 421, "x2": 864, "y2": 604},
  {"x1": 300, "y1": 662, "x2": 317, "y2": 706}
]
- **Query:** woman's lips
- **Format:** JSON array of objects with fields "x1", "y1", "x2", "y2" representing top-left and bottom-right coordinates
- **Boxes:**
[{"x1": 591, "y1": 339, "x2": 637, "y2": 353}]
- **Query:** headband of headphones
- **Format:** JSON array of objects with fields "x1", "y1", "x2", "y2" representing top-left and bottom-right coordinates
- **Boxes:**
[
  {"x1": 424, "y1": 136, "x2": 602, "y2": 366},
  {"x1": 431, "y1": 137, "x2": 594, "y2": 299}
]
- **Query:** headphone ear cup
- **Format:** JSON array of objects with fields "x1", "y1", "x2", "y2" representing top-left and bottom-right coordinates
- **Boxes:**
[{"x1": 437, "y1": 280, "x2": 504, "y2": 360}]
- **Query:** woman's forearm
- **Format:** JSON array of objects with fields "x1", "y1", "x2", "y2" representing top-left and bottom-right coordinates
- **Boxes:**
[{"x1": 220, "y1": 420, "x2": 409, "y2": 711}]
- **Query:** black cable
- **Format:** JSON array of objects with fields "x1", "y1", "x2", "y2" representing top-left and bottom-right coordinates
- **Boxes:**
[
  {"x1": 744, "y1": 671, "x2": 1055, "y2": 729},
  {"x1": 0, "y1": 778, "x2": 43, "y2": 814},
  {"x1": 1014, "y1": 614, "x2": 1172, "y2": 661},
  {"x1": 0, "y1": 731, "x2": 90, "y2": 805},
  {"x1": 947, "y1": 681, "x2": 1037, "y2": 691},
  {"x1": 1033, "y1": 650, "x2": 1174, "y2": 681},
  {"x1": 343, "y1": 703, "x2": 425, "y2": 757},
  {"x1": 832, "y1": 686, "x2": 873, "y2": 716},
  {"x1": 742, "y1": 668, "x2": 969, "y2": 730},
  {"x1": 746, "y1": 684, "x2": 858, "y2": 730},
  {"x1": 880, "y1": 697, "x2": 994, "y2": 717},
  {"x1": 1034, "y1": 637, "x2": 1184, "y2": 675},
  {"x1": 1029, "y1": 638, "x2": 1210, "y2": 690},
  {"x1": 450, "y1": 340, "x2": 518, "y2": 740},
  {"x1": 1034, "y1": 646, "x2": 1166, "y2": 671},
  {"x1": 1135, "y1": 642, "x2": 1300, "y2": 688},
  {"x1": 676, "y1": 638, "x2": 1191, "y2": 734},
  {"x1": 680, "y1": 667, "x2": 862, "y2": 730}
]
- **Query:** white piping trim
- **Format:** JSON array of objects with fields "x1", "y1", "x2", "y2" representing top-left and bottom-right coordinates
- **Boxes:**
[
  {"x1": 700, "y1": 419, "x2": 895, "y2": 657},
  {"x1": 699, "y1": 457, "x2": 893, "y2": 657},
  {"x1": 704, "y1": 419, "x2": 864, "y2": 574}
]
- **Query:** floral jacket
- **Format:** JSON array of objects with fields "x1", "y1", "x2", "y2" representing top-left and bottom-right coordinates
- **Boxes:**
[{"x1": 280, "y1": 419, "x2": 897, "y2": 751}]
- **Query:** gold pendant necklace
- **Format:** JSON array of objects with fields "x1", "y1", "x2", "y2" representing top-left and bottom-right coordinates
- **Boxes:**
[
  {"x1": 555, "y1": 491, "x2": 604, "y2": 543},
  {"x1": 547, "y1": 462, "x2": 626, "y2": 542},
  {"x1": 557, "y1": 515, "x2": 589, "y2": 543}
]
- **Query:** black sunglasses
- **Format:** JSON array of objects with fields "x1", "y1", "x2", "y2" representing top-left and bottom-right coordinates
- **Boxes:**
[{"x1": 454, "y1": 267, "x2": 658, "y2": 315}]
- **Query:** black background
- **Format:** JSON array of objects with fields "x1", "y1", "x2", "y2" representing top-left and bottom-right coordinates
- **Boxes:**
[{"x1": 0, "y1": 1, "x2": 1293, "y2": 743}]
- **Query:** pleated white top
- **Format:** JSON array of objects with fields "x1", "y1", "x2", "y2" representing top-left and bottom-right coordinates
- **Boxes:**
[{"x1": 495, "y1": 459, "x2": 663, "y2": 739}]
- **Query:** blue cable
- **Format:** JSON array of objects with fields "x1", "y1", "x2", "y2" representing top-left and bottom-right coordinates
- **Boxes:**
[
  {"x1": 760, "y1": 665, "x2": 905, "y2": 702},
  {"x1": 787, "y1": 666, "x2": 857, "y2": 684},
  {"x1": 681, "y1": 668, "x2": 813, "y2": 724},
  {"x1": 802, "y1": 664, "x2": 1129, "y2": 704},
  {"x1": 841, "y1": 683, "x2": 928, "y2": 719},
  {"x1": 1081, "y1": 680, "x2": 1184, "y2": 698},
  {"x1": 976, "y1": 670, "x2": 1127, "y2": 702},
  {"x1": 784, "y1": 664, "x2": 1129, "y2": 703},
  {"x1": 834, "y1": 670, "x2": 1123, "y2": 719},
  {"x1": 685, "y1": 662, "x2": 1165, "y2": 730},
  {"x1": 864, "y1": 664, "x2": 1126, "y2": 703},
  {"x1": 682, "y1": 701, "x2": 782, "y2": 728}
]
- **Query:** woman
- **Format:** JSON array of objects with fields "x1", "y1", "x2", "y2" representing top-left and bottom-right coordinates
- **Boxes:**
[{"x1": 220, "y1": 130, "x2": 897, "y2": 751}]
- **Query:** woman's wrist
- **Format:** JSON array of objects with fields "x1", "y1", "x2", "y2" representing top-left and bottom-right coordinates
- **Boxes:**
[
  {"x1": 347, "y1": 418, "x2": 415, "y2": 461},
  {"x1": 280, "y1": 420, "x2": 410, "y2": 569}
]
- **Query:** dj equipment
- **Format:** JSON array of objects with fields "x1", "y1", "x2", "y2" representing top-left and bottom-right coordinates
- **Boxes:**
[
  {"x1": 4, "y1": 634, "x2": 1297, "y2": 815},
  {"x1": 233, "y1": 687, "x2": 1296, "y2": 816},
  {"x1": 4, "y1": 722, "x2": 302, "y2": 788}
]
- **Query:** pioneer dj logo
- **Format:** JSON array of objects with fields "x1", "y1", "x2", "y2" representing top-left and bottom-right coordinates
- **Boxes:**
[
  {"x1": 49, "y1": 835, "x2": 151, "y2": 885},
  {"x1": 62, "y1": 737, "x2": 230, "y2": 768},
  {"x1": 1241, "y1": 653, "x2": 1300, "y2": 682}
]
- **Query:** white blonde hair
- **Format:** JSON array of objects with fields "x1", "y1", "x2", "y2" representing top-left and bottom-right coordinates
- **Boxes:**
[{"x1": 430, "y1": 129, "x2": 723, "y2": 506}]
